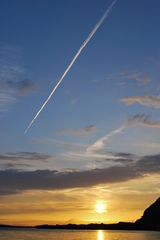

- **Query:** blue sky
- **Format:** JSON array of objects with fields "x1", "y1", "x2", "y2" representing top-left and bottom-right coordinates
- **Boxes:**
[{"x1": 0, "y1": 0, "x2": 160, "y2": 225}]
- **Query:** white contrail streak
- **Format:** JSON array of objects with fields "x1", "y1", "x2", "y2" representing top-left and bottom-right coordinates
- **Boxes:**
[
  {"x1": 86, "y1": 125, "x2": 125, "y2": 152},
  {"x1": 24, "y1": 0, "x2": 117, "y2": 134}
]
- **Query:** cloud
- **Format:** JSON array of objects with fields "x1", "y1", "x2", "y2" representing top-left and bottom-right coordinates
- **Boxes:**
[
  {"x1": 0, "y1": 167, "x2": 139, "y2": 195},
  {"x1": 71, "y1": 99, "x2": 76, "y2": 105},
  {"x1": 118, "y1": 70, "x2": 151, "y2": 85},
  {"x1": 92, "y1": 79, "x2": 99, "y2": 83},
  {"x1": 135, "y1": 143, "x2": 160, "y2": 149},
  {"x1": 86, "y1": 114, "x2": 159, "y2": 161},
  {"x1": 135, "y1": 154, "x2": 160, "y2": 173},
  {"x1": 1, "y1": 79, "x2": 36, "y2": 96},
  {"x1": 0, "y1": 45, "x2": 25, "y2": 82},
  {"x1": 58, "y1": 125, "x2": 96, "y2": 135},
  {"x1": 109, "y1": 70, "x2": 151, "y2": 87},
  {"x1": 120, "y1": 94, "x2": 160, "y2": 108},
  {"x1": 0, "y1": 45, "x2": 36, "y2": 111},
  {"x1": 109, "y1": 152, "x2": 136, "y2": 159},
  {"x1": 87, "y1": 126, "x2": 124, "y2": 152},
  {"x1": 0, "y1": 153, "x2": 160, "y2": 196},
  {"x1": 119, "y1": 71, "x2": 126, "y2": 76},
  {"x1": 0, "y1": 152, "x2": 53, "y2": 162},
  {"x1": 126, "y1": 72, "x2": 141, "y2": 79},
  {"x1": 0, "y1": 62, "x2": 26, "y2": 81},
  {"x1": 126, "y1": 114, "x2": 160, "y2": 128},
  {"x1": 1, "y1": 163, "x2": 32, "y2": 169},
  {"x1": 145, "y1": 56, "x2": 160, "y2": 65},
  {"x1": 86, "y1": 115, "x2": 160, "y2": 158},
  {"x1": 0, "y1": 90, "x2": 15, "y2": 112},
  {"x1": 16, "y1": 79, "x2": 36, "y2": 96},
  {"x1": 126, "y1": 72, "x2": 151, "y2": 84},
  {"x1": 136, "y1": 75, "x2": 152, "y2": 85},
  {"x1": 104, "y1": 152, "x2": 136, "y2": 164},
  {"x1": 29, "y1": 138, "x2": 46, "y2": 144}
]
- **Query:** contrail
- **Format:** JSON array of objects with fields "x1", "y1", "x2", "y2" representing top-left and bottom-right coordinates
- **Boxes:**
[
  {"x1": 24, "y1": 0, "x2": 117, "y2": 134},
  {"x1": 87, "y1": 125, "x2": 125, "y2": 152}
]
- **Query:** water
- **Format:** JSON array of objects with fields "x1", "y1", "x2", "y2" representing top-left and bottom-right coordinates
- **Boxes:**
[{"x1": 0, "y1": 228, "x2": 160, "y2": 240}]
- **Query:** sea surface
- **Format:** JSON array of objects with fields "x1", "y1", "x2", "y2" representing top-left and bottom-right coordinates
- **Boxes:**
[{"x1": 0, "y1": 228, "x2": 160, "y2": 240}]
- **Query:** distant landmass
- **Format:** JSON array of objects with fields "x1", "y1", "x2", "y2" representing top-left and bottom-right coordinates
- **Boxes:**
[{"x1": 1, "y1": 197, "x2": 160, "y2": 231}]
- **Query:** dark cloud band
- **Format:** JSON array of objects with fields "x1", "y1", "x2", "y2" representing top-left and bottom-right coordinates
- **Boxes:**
[{"x1": 0, "y1": 153, "x2": 159, "y2": 196}]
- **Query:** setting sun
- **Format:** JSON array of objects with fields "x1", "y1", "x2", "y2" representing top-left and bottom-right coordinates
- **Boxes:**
[
  {"x1": 0, "y1": 0, "x2": 159, "y2": 233},
  {"x1": 95, "y1": 201, "x2": 106, "y2": 213}
]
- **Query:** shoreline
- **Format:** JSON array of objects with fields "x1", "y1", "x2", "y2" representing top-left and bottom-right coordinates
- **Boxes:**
[{"x1": 0, "y1": 222, "x2": 160, "y2": 231}]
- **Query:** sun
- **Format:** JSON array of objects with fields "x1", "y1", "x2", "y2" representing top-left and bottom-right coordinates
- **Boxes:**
[{"x1": 95, "y1": 201, "x2": 106, "y2": 213}]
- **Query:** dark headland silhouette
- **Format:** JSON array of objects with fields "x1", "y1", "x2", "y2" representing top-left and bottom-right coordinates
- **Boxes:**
[
  {"x1": 1, "y1": 197, "x2": 160, "y2": 231},
  {"x1": 134, "y1": 197, "x2": 160, "y2": 230}
]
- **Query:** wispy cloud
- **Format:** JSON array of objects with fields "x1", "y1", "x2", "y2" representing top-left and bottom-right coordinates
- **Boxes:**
[
  {"x1": 92, "y1": 79, "x2": 99, "y2": 83},
  {"x1": 126, "y1": 114, "x2": 160, "y2": 128},
  {"x1": 71, "y1": 99, "x2": 76, "y2": 105},
  {"x1": 0, "y1": 45, "x2": 36, "y2": 112},
  {"x1": 87, "y1": 113, "x2": 160, "y2": 156},
  {"x1": 109, "y1": 70, "x2": 151, "y2": 87},
  {"x1": 0, "y1": 45, "x2": 25, "y2": 82},
  {"x1": 58, "y1": 125, "x2": 96, "y2": 135},
  {"x1": 134, "y1": 142, "x2": 160, "y2": 149},
  {"x1": 1, "y1": 163, "x2": 32, "y2": 170},
  {"x1": 119, "y1": 71, "x2": 126, "y2": 76},
  {"x1": 109, "y1": 152, "x2": 136, "y2": 159},
  {"x1": 87, "y1": 126, "x2": 124, "y2": 152},
  {"x1": 145, "y1": 56, "x2": 160, "y2": 65},
  {"x1": 29, "y1": 138, "x2": 46, "y2": 144},
  {"x1": 0, "y1": 79, "x2": 36, "y2": 96},
  {"x1": 120, "y1": 94, "x2": 160, "y2": 108},
  {"x1": 65, "y1": 89, "x2": 69, "y2": 94},
  {"x1": 136, "y1": 75, "x2": 152, "y2": 85},
  {"x1": 126, "y1": 72, "x2": 141, "y2": 79},
  {"x1": 119, "y1": 70, "x2": 151, "y2": 85},
  {"x1": 16, "y1": 79, "x2": 36, "y2": 96},
  {"x1": 0, "y1": 152, "x2": 53, "y2": 162},
  {"x1": 0, "y1": 90, "x2": 15, "y2": 112}
]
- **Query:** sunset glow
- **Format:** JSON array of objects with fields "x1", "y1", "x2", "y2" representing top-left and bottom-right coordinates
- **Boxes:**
[
  {"x1": 98, "y1": 230, "x2": 104, "y2": 240},
  {"x1": 95, "y1": 202, "x2": 106, "y2": 213},
  {"x1": 0, "y1": 0, "x2": 159, "y2": 227}
]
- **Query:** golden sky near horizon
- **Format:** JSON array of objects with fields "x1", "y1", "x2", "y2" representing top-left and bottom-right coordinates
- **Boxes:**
[
  {"x1": 0, "y1": 0, "x2": 159, "y2": 226},
  {"x1": 1, "y1": 175, "x2": 160, "y2": 226}
]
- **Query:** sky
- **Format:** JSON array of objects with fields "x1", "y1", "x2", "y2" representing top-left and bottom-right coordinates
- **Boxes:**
[{"x1": 0, "y1": 0, "x2": 160, "y2": 226}]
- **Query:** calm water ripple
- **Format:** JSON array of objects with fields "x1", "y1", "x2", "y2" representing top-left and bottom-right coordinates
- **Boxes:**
[{"x1": 0, "y1": 229, "x2": 160, "y2": 240}]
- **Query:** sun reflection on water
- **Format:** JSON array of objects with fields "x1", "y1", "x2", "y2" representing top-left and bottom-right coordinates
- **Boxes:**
[{"x1": 98, "y1": 230, "x2": 103, "y2": 240}]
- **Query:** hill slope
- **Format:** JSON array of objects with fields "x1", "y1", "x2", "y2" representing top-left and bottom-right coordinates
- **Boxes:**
[{"x1": 135, "y1": 197, "x2": 160, "y2": 229}]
